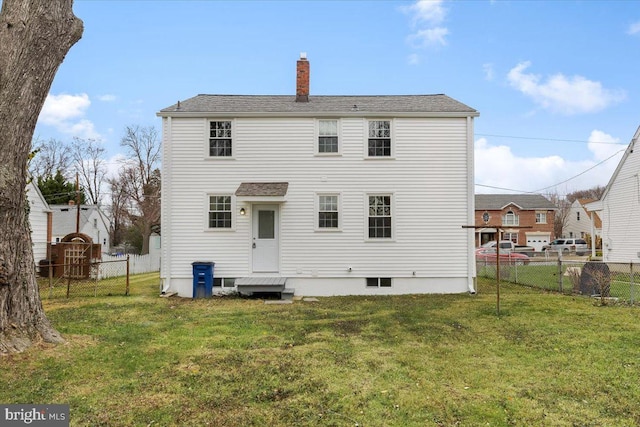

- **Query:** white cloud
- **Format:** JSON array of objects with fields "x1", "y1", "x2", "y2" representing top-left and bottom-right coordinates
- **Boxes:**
[
  {"x1": 98, "y1": 94, "x2": 117, "y2": 102},
  {"x1": 587, "y1": 130, "x2": 621, "y2": 162},
  {"x1": 40, "y1": 93, "x2": 90, "y2": 125},
  {"x1": 404, "y1": 0, "x2": 449, "y2": 48},
  {"x1": 407, "y1": 0, "x2": 446, "y2": 26},
  {"x1": 507, "y1": 61, "x2": 626, "y2": 115},
  {"x1": 39, "y1": 93, "x2": 101, "y2": 139},
  {"x1": 408, "y1": 27, "x2": 449, "y2": 47},
  {"x1": 407, "y1": 53, "x2": 420, "y2": 65},
  {"x1": 482, "y1": 63, "x2": 494, "y2": 81},
  {"x1": 628, "y1": 21, "x2": 640, "y2": 35},
  {"x1": 474, "y1": 135, "x2": 624, "y2": 195}
]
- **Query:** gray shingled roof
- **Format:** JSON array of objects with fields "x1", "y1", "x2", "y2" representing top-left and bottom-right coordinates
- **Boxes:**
[
  {"x1": 158, "y1": 94, "x2": 477, "y2": 115},
  {"x1": 236, "y1": 182, "x2": 289, "y2": 197},
  {"x1": 475, "y1": 194, "x2": 557, "y2": 210}
]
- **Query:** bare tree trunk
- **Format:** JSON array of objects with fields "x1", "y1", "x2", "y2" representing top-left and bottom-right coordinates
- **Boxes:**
[{"x1": 0, "y1": 0, "x2": 83, "y2": 353}]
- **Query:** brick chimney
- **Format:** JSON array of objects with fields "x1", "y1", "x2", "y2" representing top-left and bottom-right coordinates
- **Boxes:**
[{"x1": 296, "y1": 52, "x2": 309, "y2": 102}]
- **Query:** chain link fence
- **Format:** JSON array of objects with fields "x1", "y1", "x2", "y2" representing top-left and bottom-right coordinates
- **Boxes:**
[
  {"x1": 37, "y1": 258, "x2": 130, "y2": 299},
  {"x1": 477, "y1": 253, "x2": 640, "y2": 303}
]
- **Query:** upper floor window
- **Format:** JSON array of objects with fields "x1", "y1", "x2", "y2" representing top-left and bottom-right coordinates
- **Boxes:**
[
  {"x1": 535, "y1": 212, "x2": 547, "y2": 224},
  {"x1": 502, "y1": 210, "x2": 519, "y2": 226},
  {"x1": 208, "y1": 195, "x2": 232, "y2": 229},
  {"x1": 209, "y1": 121, "x2": 232, "y2": 157},
  {"x1": 367, "y1": 120, "x2": 391, "y2": 157},
  {"x1": 318, "y1": 120, "x2": 339, "y2": 154},
  {"x1": 317, "y1": 194, "x2": 340, "y2": 229},
  {"x1": 368, "y1": 194, "x2": 392, "y2": 239},
  {"x1": 576, "y1": 211, "x2": 581, "y2": 221}
]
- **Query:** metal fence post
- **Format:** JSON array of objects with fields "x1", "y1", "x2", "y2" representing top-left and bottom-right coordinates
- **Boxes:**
[
  {"x1": 558, "y1": 258, "x2": 563, "y2": 293},
  {"x1": 630, "y1": 262, "x2": 635, "y2": 304},
  {"x1": 126, "y1": 255, "x2": 130, "y2": 296}
]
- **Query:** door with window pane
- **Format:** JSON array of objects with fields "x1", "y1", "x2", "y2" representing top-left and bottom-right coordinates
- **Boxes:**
[{"x1": 252, "y1": 205, "x2": 279, "y2": 272}]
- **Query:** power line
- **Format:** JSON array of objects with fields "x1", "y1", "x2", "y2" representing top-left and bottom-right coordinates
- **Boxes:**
[
  {"x1": 476, "y1": 133, "x2": 626, "y2": 146},
  {"x1": 531, "y1": 149, "x2": 624, "y2": 193},
  {"x1": 475, "y1": 148, "x2": 625, "y2": 196}
]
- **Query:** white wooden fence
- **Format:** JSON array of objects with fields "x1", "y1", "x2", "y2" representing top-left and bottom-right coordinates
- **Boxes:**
[{"x1": 100, "y1": 253, "x2": 161, "y2": 277}]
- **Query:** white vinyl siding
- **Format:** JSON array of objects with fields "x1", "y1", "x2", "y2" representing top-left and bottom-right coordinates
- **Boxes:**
[{"x1": 162, "y1": 115, "x2": 473, "y2": 294}]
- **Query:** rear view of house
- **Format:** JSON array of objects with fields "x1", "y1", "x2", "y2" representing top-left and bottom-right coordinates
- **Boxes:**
[{"x1": 157, "y1": 54, "x2": 479, "y2": 297}]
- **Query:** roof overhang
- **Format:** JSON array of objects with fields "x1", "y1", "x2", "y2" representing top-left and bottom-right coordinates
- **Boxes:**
[{"x1": 235, "y1": 182, "x2": 288, "y2": 202}]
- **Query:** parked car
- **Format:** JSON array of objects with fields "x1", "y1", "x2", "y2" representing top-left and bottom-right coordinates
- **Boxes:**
[
  {"x1": 542, "y1": 238, "x2": 588, "y2": 256},
  {"x1": 481, "y1": 240, "x2": 535, "y2": 256},
  {"x1": 475, "y1": 248, "x2": 530, "y2": 265}
]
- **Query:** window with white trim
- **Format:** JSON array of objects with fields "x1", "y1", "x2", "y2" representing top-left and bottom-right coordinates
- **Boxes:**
[
  {"x1": 502, "y1": 210, "x2": 519, "y2": 226},
  {"x1": 367, "y1": 120, "x2": 391, "y2": 157},
  {"x1": 366, "y1": 277, "x2": 392, "y2": 287},
  {"x1": 535, "y1": 212, "x2": 547, "y2": 224},
  {"x1": 209, "y1": 121, "x2": 232, "y2": 157},
  {"x1": 208, "y1": 195, "x2": 232, "y2": 228},
  {"x1": 318, "y1": 119, "x2": 339, "y2": 154},
  {"x1": 318, "y1": 194, "x2": 340, "y2": 229},
  {"x1": 368, "y1": 195, "x2": 392, "y2": 238}
]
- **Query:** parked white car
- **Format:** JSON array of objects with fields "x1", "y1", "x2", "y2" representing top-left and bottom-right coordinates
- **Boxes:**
[{"x1": 543, "y1": 238, "x2": 588, "y2": 256}]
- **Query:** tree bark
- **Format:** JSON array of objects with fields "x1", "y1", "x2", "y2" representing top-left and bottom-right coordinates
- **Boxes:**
[{"x1": 0, "y1": 0, "x2": 83, "y2": 353}]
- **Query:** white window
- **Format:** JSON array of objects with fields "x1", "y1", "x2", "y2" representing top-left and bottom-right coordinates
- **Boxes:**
[
  {"x1": 209, "y1": 121, "x2": 232, "y2": 157},
  {"x1": 366, "y1": 277, "x2": 392, "y2": 287},
  {"x1": 368, "y1": 194, "x2": 392, "y2": 239},
  {"x1": 208, "y1": 195, "x2": 232, "y2": 228},
  {"x1": 367, "y1": 120, "x2": 392, "y2": 157},
  {"x1": 317, "y1": 119, "x2": 339, "y2": 154},
  {"x1": 535, "y1": 212, "x2": 547, "y2": 224},
  {"x1": 317, "y1": 194, "x2": 340, "y2": 230},
  {"x1": 502, "y1": 210, "x2": 519, "y2": 226}
]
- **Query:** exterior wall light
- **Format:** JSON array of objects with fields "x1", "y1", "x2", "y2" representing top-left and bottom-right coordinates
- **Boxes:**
[{"x1": 240, "y1": 208, "x2": 246, "y2": 216}]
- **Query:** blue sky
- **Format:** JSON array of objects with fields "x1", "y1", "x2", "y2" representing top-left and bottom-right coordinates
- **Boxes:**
[{"x1": 29, "y1": 0, "x2": 640, "y2": 197}]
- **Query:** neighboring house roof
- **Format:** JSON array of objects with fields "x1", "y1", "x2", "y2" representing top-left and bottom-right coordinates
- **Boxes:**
[
  {"x1": 50, "y1": 204, "x2": 108, "y2": 237},
  {"x1": 577, "y1": 198, "x2": 602, "y2": 228},
  {"x1": 158, "y1": 94, "x2": 479, "y2": 116},
  {"x1": 475, "y1": 194, "x2": 557, "y2": 211}
]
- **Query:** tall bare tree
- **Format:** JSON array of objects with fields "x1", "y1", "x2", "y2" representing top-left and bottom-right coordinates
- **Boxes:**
[
  {"x1": 566, "y1": 186, "x2": 606, "y2": 203},
  {"x1": 118, "y1": 125, "x2": 161, "y2": 254},
  {"x1": 0, "y1": 0, "x2": 83, "y2": 353},
  {"x1": 546, "y1": 191, "x2": 571, "y2": 238},
  {"x1": 71, "y1": 137, "x2": 107, "y2": 205},
  {"x1": 29, "y1": 137, "x2": 72, "y2": 179}
]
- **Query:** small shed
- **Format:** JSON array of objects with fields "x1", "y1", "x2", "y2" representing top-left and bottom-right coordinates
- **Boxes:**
[{"x1": 49, "y1": 232, "x2": 102, "y2": 278}]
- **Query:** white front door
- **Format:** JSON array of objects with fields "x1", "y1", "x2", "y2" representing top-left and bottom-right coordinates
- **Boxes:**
[{"x1": 252, "y1": 205, "x2": 279, "y2": 272}]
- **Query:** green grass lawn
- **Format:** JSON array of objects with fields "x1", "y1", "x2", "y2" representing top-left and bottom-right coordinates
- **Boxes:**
[{"x1": 3, "y1": 273, "x2": 640, "y2": 426}]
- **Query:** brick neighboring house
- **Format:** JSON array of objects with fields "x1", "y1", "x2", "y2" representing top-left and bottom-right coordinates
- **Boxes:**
[{"x1": 474, "y1": 194, "x2": 557, "y2": 251}]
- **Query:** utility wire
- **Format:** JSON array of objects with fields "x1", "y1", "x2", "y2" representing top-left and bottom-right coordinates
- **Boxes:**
[{"x1": 476, "y1": 133, "x2": 626, "y2": 146}]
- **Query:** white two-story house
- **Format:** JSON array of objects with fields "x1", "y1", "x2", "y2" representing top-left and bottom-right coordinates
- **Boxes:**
[{"x1": 157, "y1": 54, "x2": 479, "y2": 297}]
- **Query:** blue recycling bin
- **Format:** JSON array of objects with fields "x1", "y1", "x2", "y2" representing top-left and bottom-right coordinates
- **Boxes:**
[{"x1": 192, "y1": 262, "x2": 215, "y2": 298}]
